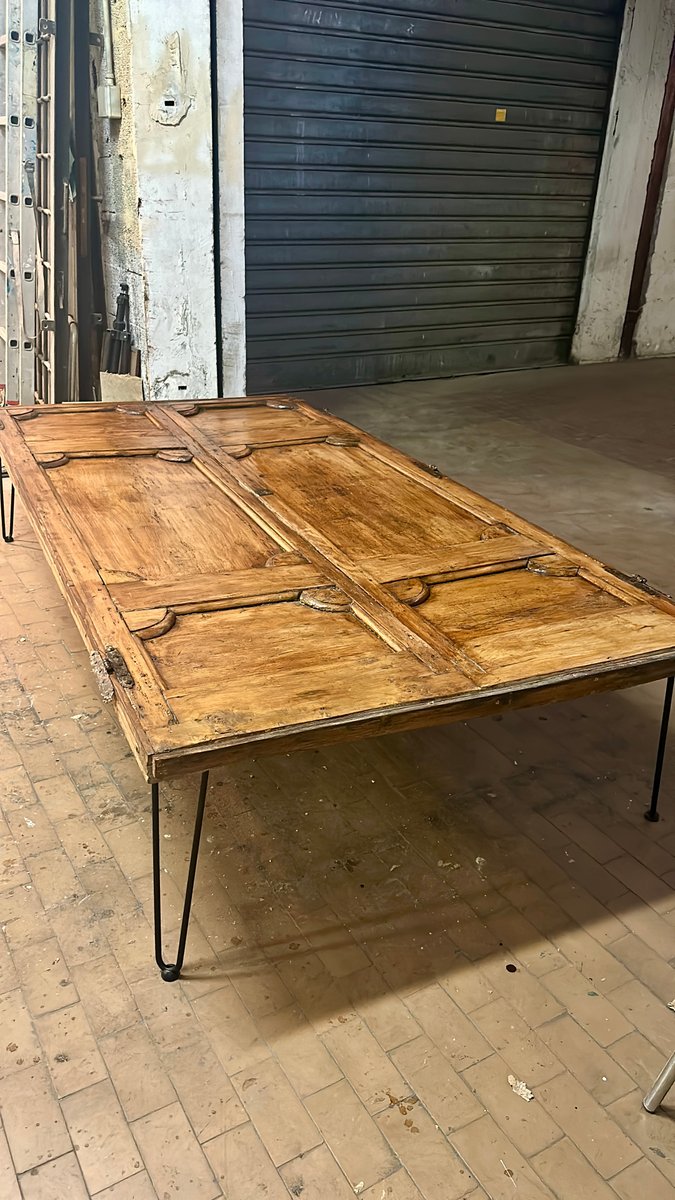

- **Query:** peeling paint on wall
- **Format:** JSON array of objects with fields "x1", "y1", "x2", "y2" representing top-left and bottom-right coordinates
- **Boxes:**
[
  {"x1": 91, "y1": 0, "x2": 147, "y2": 370},
  {"x1": 92, "y1": 0, "x2": 217, "y2": 401},
  {"x1": 150, "y1": 33, "x2": 194, "y2": 127}
]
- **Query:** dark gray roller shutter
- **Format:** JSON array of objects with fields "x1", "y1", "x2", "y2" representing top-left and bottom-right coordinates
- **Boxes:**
[{"x1": 243, "y1": 0, "x2": 624, "y2": 391}]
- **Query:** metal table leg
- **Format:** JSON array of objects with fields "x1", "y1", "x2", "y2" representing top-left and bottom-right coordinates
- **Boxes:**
[
  {"x1": 643, "y1": 1052, "x2": 675, "y2": 1112},
  {"x1": 645, "y1": 676, "x2": 673, "y2": 823},
  {"x1": 152, "y1": 770, "x2": 209, "y2": 982},
  {"x1": 0, "y1": 457, "x2": 15, "y2": 543}
]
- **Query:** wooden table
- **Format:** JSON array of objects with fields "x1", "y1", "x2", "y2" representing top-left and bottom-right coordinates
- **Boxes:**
[{"x1": 1, "y1": 397, "x2": 673, "y2": 981}]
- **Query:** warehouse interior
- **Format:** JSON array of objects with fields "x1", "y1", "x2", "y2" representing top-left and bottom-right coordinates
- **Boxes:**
[{"x1": 1, "y1": 3, "x2": 675, "y2": 1199}]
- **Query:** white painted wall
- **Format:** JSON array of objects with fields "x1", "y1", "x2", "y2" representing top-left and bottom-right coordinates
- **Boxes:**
[
  {"x1": 573, "y1": 0, "x2": 675, "y2": 364},
  {"x1": 93, "y1": 0, "x2": 147, "y2": 373},
  {"x1": 93, "y1": 0, "x2": 218, "y2": 401},
  {"x1": 214, "y1": 0, "x2": 246, "y2": 394},
  {"x1": 635, "y1": 125, "x2": 675, "y2": 356}
]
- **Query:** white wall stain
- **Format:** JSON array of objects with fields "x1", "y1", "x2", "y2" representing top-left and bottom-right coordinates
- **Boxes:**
[{"x1": 150, "y1": 32, "x2": 194, "y2": 127}]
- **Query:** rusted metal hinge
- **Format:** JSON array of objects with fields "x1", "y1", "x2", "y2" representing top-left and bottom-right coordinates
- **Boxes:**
[
  {"x1": 608, "y1": 568, "x2": 673, "y2": 601},
  {"x1": 105, "y1": 646, "x2": 135, "y2": 689},
  {"x1": 413, "y1": 458, "x2": 443, "y2": 478},
  {"x1": 90, "y1": 647, "x2": 135, "y2": 702}
]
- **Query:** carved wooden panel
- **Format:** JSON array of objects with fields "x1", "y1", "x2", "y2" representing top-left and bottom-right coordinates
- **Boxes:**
[
  {"x1": 143, "y1": 601, "x2": 457, "y2": 733},
  {"x1": 45, "y1": 455, "x2": 279, "y2": 584},
  {"x1": 183, "y1": 397, "x2": 336, "y2": 452},
  {"x1": 419, "y1": 566, "x2": 664, "y2": 684},
  {"x1": 1, "y1": 396, "x2": 674, "y2": 782},
  {"x1": 243, "y1": 440, "x2": 489, "y2": 558},
  {"x1": 14, "y1": 404, "x2": 180, "y2": 454}
]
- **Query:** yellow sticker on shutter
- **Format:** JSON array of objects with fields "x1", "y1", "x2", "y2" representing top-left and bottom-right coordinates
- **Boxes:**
[{"x1": 495, "y1": 108, "x2": 507, "y2": 122}]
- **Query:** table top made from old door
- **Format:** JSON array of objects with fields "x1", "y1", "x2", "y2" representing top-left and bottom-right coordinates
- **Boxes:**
[{"x1": 1, "y1": 397, "x2": 674, "y2": 782}]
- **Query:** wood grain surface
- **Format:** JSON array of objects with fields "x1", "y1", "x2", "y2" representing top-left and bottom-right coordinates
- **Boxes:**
[{"x1": 1, "y1": 397, "x2": 674, "y2": 781}]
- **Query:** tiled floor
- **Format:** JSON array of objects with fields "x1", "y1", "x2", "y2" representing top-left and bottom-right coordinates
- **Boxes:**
[{"x1": 1, "y1": 358, "x2": 675, "y2": 1199}]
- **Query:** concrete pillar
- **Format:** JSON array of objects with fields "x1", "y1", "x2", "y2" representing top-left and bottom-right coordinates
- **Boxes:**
[
  {"x1": 572, "y1": 0, "x2": 675, "y2": 364},
  {"x1": 634, "y1": 124, "x2": 675, "y2": 357}
]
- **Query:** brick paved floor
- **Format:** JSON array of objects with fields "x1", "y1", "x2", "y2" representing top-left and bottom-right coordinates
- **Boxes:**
[{"x1": 1, "y1": 360, "x2": 675, "y2": 1198}]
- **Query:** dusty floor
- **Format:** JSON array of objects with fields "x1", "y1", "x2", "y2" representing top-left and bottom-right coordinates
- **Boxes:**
[{"x1": 1, "y1": 358, "x2": 675, "y2": 1199}]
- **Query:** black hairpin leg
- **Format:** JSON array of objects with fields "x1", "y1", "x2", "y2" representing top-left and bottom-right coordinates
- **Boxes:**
[
  {"x1": 645, "y1": 676, "x2": 673, "y2": 823},
  {"x1": 152, "y1": 770, "x2": 209, "y2": 981},
  {"x1": 644, "y1": 1051, "x2": 675, "y2": 1112},
  {"x1": 0, "y1": 457, "x2": 15, "y2": 543}
]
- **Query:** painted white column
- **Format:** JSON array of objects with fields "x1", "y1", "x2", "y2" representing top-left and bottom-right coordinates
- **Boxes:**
[
  {"x1": 124, "y1": 0, "x2": 218, "y2": 401},
  {"x1": 214, "y1": 0, "x2": 246, "y2": 395},
  {"x1": 635, "y1": 126, "x2": 675, "y2": 356},
  {"x1": 572, "y1": 0, "x2": 675, "y2": 364}
]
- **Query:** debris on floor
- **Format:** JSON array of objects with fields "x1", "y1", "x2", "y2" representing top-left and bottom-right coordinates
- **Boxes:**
[{"x1": 507, "y1": 1075, "x2": 535, "y2": 1102}]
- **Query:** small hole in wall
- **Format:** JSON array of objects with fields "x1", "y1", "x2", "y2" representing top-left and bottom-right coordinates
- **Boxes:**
[
  {"x1": 178, "y1": 385, "x2": 187, "y2": 391},
  {"x1": 163, "y1": 97, "x2": 176, "y2": 108}
]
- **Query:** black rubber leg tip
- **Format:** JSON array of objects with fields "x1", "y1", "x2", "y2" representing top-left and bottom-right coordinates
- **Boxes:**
[
  {"x1": 160, "y1": 964, "x2": 180, "y2": 982},
  {"x1": 644, "y1": 809, "x2": 660, "y2": 824},
  {"x1": 3, "y1": 536, "x2": 13, "y2": 544}
]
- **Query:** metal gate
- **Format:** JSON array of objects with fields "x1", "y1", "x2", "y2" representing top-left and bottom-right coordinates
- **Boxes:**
[{"x1": 243, "y1": 0, "x2": 625, "y2": 391}]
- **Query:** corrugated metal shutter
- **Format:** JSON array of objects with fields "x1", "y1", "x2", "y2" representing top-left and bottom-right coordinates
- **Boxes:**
[{"x1": 243, "y1": 0, "x2": 624, "y2": 391}]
